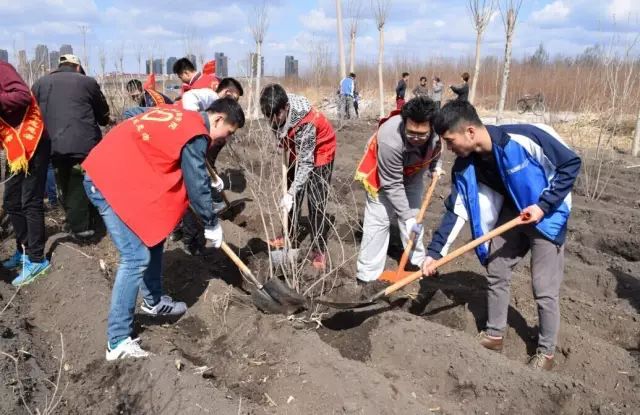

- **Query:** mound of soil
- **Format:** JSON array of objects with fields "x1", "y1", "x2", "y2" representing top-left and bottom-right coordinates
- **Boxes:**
[{"x1": 1, "y1": 118, "x2": 639, "y2": 414}]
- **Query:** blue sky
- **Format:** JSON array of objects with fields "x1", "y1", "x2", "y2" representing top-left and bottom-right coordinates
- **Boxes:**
[{"x1": 1, "y1": 0, "x2": 638, "y2": 76}]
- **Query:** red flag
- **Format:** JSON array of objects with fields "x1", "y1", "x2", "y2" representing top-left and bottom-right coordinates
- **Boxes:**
[
  {"x1": 143, "y1": 73, "x2": 156, "y2": 90},
  {"x1": 203, "y1": 60, "x2": 216, "y2": 75}
]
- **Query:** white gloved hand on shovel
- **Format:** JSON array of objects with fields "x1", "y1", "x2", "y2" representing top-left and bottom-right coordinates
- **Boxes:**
[
  {"x1": 210, "y1": 175, "x2": 225, "y2": 192},
  {"x1": 280, "y1": 193, "x2": 294, "y2": 216},
  {"x1": 404, "y1": 217, "x2": 423, "y2": 239},
  {"x1": 204, "y1": 223, "x2": 223, "y2": 248}
]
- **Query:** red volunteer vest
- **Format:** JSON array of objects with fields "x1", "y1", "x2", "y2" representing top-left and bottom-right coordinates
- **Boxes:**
[
  {"x1": 0, "y1": 95, "x2": 45, "y2": 174},
  {"x1": 82, "y1": 106, "x2": 210, "y2": 246},
  {"x1": 181, "y1": 72, "x2": 220, "y2": 95},
  {"x1": 286, "y1": 108, "x2": 336, "y2": 167},
  {"x1": 355, "y1": 110, "x2": 438, "y2": 198}
]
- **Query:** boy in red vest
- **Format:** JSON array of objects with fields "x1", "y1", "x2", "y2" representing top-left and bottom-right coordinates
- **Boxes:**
[
  {"x1": 172, "y1": 57, "x2": 220, "y2": 96},
  {"x1": 82, "y1": 98, "x2": 245, "y2": 360},
  {"x1": 355, "y1": 97, "x2": 442, "y2": 285},
  {"x1": 260, "y1": 84, "x2": 336, "y2": 270}
]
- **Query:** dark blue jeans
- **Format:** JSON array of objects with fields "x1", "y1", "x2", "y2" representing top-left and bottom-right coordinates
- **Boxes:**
[
  {"x1": 83, "y1": 175, "x2": 163, "y2": 346},
  {"x1": 45, "y1": 163, "x2": 57, "y2": 204}
]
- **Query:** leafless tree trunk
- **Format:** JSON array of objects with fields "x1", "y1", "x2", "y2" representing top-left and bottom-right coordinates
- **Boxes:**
[
  {"x1": 336, "y1": 0, "x2": 346, "y2": 78},
  {"x1": 496, "y1": 0, "x2": 522, "y2": 123},
  {"x1": 468, "y1": 0, "x2": 494, "y2": 104},
  {"x1": 135, "y1": 43, "x2": 143, "y2": 75},
  {"x1": 373, "y1": 0, "x2": 390, "y2": 119},
  {"x1": 248, "y1": 1, "x2": 269, "y2": 119},
  {"x1": 347, "y1": 0, "x2": 363, "y2": 73},
  {"x1": 79, "y1": 24, "x2": 89, "y2": 74},
  {"x1": 633, "y1": 100, "x2": 640, "y2": 157},
  {"x1": 98, "y1": 45, "x2": 106, "y2": 79}
]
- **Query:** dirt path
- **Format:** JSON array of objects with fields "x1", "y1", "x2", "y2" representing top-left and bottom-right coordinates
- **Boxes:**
[{"x1": 0, "y1": 118, "x2": 638, "y2": 414}]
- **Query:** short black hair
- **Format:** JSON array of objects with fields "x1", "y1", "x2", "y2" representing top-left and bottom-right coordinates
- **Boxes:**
[
  {"x1": 401, "y1": 96, "x2": 438, "y2": 125},
  {"x1": 461, "y1": 72, "x2": 470, "y2": 82},
  {"x1": 420, "y1": 76, "x2": 427, "y2": 82},
  {"x1": 434, "y1": 76, "x2": 441, "y2": 82},
  {"x1": 173, "y1": 58, "x2": 196, "y2": 75},
  {"x1": 216, "y1": 77, "x2": 244, "y2": 96},
  {"x1": 433, "y1": 100, "x2": 482, "y2": 137},
  {"x1": 402, "y1": 72, "x2": 410, "y2": 78},
  {"x1": 349, "y1": 72, "x2": 356, "y2": 78},
  {"x1": 259, "y1": 83, "x2": 289, "y2": 119},
  {"x1": 126, "y1": 79, "x2": 143, "y2": 93},
  {"x1": 207, "y1": 97, "x2": 245, "y2": 128}
]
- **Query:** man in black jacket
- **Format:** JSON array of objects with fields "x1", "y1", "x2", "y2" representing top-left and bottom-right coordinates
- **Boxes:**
[{"x1": 32, "y1": 54, "x2": 110, "y2": 238}]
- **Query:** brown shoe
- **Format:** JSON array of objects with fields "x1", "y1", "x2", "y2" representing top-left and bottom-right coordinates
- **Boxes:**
[
  {"x1": 476, "y1": 331, "x2": 504, "y2": 352},
  {"x1": 527, "y1": 351, "x2": 554, "y2": 371}
]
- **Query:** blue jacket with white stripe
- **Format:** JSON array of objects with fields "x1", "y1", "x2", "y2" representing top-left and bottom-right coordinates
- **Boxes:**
[{"x1": 427, "y1": 123, "x2": 581, "y2": 265}]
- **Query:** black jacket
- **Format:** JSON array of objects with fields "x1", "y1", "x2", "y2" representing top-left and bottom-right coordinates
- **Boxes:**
[
  {"x1": 395, "y1": 79, "x2": 407, "y2": 99},
  {"x1": 32, "y1": 66, "x2": 110, "y2": 160},
  {"x1": 450, "y1": 82, "x2": 469, "y2": 101}
]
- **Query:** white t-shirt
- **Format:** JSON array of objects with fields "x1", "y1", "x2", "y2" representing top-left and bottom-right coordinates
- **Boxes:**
[{"x1": 181, "y1": 88, "x2": 219, "y2": 111}]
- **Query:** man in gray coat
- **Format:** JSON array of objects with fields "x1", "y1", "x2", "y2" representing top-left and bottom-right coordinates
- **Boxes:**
[
  {"x1": 32, "y1": 55, "x2": 110, "y2": 238},
  {"x1": 431, "y1": 77, "x2": 444, "y2": 108},
  {"x1": 355, "y1": 97, "x2": 443, "y2": 283}
]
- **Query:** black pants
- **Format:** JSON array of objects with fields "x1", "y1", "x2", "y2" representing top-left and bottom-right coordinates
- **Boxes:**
[
  {"x1": 181, "y1": 191, "x2": 224, "y2": 250},
  {"x1": 3, "y1": 138, "x2": 51, "y2": 262},
  {"x1": 52, "y1": 156, "x2": 97, "y2": 233},
  {"x1": 289, "y1": 161, "x2": 333, "y2": 253}
]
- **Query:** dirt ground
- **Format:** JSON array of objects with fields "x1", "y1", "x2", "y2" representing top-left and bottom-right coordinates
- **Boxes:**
[{"x1": 0, "y1": 117, "x2": 639, "y2": 415}]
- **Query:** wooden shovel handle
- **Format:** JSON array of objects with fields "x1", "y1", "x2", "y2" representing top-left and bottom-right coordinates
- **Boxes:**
[
  {"x1": 220, "y1": 241, "x2": 262, "y2": 288},
  {"x1": 397, "y1": 174, "x2": 440, "y2": 272},
  {"x1": 381, "y1": 214, "x2": 529, "y2": 298},
  {"x1": 282, "y1": 150, "x2": 289, "y2": 246},
  {"x1": 204, "y1": 160, "x2": 231, "y2": 207}
]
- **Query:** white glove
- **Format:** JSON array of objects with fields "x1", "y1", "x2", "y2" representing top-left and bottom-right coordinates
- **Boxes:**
[
  {"x1": 404, "y1": 218, "x2": 423, "y2": 239},
  {"x1": 280, "y1": 193, "x2": 294, "y2": 216},
  {"x1": 204, "y1": 223, "x2": 223, "y2": 248},
  {"x1": 210, "y1": 175, "x2": 225, "y2": 192}
]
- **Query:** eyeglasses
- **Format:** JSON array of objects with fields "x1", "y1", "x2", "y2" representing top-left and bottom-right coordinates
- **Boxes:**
[{"x1": 405, "y1": 130, "x2": 430, "y2": 140}]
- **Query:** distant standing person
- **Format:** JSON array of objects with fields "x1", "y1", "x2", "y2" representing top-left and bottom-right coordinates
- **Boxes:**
[
  {"x1": 450, "y1": 72, "x2": 470, "y2": 101},
  {"x1": 412, "y1": 76, "x2": 430, "y2": 98},
  {"x1": 431, "y1": 77, "x2": 444, "y2": 108},
  {"x1": 172, "y1": 57, "x2": 220, "y2": 97},
  {"x1": 339, "y1": 72, "x2": 356, "y2": 120},
  {"x1": 395, "y1": 72, "x2": 410, "y2": 110},
  {"x1": 0, "y1": 61, "x2": 51, "y2": 286},
  {"x1": 32, "y1": 54, "x2": 110, "y2": 239}
]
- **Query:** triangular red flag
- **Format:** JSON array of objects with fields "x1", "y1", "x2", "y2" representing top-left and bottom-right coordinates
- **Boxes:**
[
  {"x1": 203, "y1": 60, "x2": 216, "y2": 75},
  {"x1": 143, "y1": 73, "x2": 156, "y2": 90}
]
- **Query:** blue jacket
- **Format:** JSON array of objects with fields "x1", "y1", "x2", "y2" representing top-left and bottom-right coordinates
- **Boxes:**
[
  {"x1": 427, "y1": 124, "x2": 581, "y2": 265},
  {"x1": 340, "y1": 77, "x2": 355, "y2": 96}
]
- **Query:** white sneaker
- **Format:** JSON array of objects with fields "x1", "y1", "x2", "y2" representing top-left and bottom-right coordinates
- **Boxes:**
[
  {"x1": 106, "y1": 337, "x2": 149, "y2": 361},
  {"x1": 140, "y1": 295, "x2": 187, "y2": 316}
]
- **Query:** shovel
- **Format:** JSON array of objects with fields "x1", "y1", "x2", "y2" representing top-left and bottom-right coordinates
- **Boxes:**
[
  {"x1": 317, "y1": 213, "x2": 529, "y2": 310},
  {"x1": 220, "y1": 241, "x2": 307, "y2": 315},
  {"x1": 205, "y1": 162, "x2": 251, "y2": 219},
  {"x1": 379, "y1": 174, "x2": 440, "y2": 283},
  {"x1": 271, "y1": 150, "x2": 300, "y2": 268}
]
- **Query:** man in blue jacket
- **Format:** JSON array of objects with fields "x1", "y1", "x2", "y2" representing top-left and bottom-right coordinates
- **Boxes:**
[{"x1": 422, "y1": 100, "x2": 581, "y2": 371}]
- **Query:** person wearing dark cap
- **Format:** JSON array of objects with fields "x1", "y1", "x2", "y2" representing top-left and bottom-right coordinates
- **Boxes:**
[{"x1": 32, "y1": 54, "x2": 110, "y2": 239}]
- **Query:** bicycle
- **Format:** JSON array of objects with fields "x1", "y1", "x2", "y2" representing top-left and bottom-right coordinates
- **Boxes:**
[{"x1": 516, "y1": 93, "x2": 545, "y2": 116}]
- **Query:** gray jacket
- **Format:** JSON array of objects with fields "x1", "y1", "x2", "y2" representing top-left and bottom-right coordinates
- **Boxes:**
[
  {"x1": 377, "y1": 115, "x2": 442, "y2": 221},
  {"x1": 431, "y1": 82, "x2": 444, "y2": 101}
]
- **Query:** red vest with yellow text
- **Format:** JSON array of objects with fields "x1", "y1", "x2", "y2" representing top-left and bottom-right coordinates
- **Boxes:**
[
  {"x1": 286, "y1": 108, "x2": 336, "y2": 167},
  {"x1": 0, "y1": 95, "x2": 45, "y2": 173},
  {"x1": 82, "y1": 106, "x2": 210, "y2": 246},
  {"x1": 355, "y1": 110, "x2": 438, "y2": 198}
]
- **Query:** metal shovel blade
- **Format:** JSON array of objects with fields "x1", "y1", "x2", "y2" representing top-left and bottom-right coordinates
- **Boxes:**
[
  {"x1": 315, "y1": 297, "x2": 379, "y2": 310},
  {"x1": 250, "y1": 288, "x2": 293, "y2": 314},
  {"x1": 263, "y1": 278, "x2": 307, "y2": 309}
]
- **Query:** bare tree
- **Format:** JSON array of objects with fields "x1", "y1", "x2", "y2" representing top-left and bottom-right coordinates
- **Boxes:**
[
  {"x1": 467, "y1": 0, "x2": 494, "y2": 104},
  {"x1": 336, "y1": 0, "x2": 346, "y2": 78},
  {"x1": 347, "y1": 0, "x2": 363, "y2": 73},
  {"x1": 135, "y1": 43, "x2": 144, "y2": 75},
  {"x1": 248, "y1": 1, "x2": 269, "y2": 119},
  {"x1": 372, "y1": 0, "x2": 390, "y2": 118},
  {"x1": 634, "y1": 108, "x2": 640, "y2": 157},
  {"x1": 79, "y1": 24, "x2": 89, "y2": 74},
  {"x1": 98, "y1": 45, "x2": 107, "y2": 79},
  {"x1": 496, "y1": 0, "x2": 522, "y2": 123}
]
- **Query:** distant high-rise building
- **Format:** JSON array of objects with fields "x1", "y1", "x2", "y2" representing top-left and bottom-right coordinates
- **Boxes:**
[
  {"x1": 153, "y1": 59, "x2": 163, "y2": 75},
  {"x1": 285, "y1": 55, "x2": 298, "y2": 78},
  {"x1": 18, "y1": 50, "x2": 28, "y2": 68},
  {"x1": 34, "y1": 44, "x2": 49, "y2": 71},
  {"x1": 60, "y1": 44, "x2": 73, "y2": 55},
  {"x1": 215, "y1": 52, "x2": 228, "y2": 78},
  {"x1": 49, "y1": 51, "x2": 60, "y2": 70},
  {"x1": 250, "y1": 53, "x2": 264, "y2": 77},
  {"x1": 145, "y1": 59, "x2": 152, "y2": 74},
  {"x1": 166, "y1": 56, "x2": 177, "y2": 75},
  {"x1": 0, "y1": 49, "x2": 8, "y2": 63}
]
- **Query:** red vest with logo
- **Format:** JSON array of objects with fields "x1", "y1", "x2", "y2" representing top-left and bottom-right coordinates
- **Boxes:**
[
  {"x1": 286, "y1": 108, "x2": 336, "y2": 167},
  {"x1": 355, "y1": 110, "x2": 439, "y2": 198},
  {"x1": 181, "y1": 71, "x2": 220, "y2": 95},
  {"x1": 82, "y1": 106, "x2": 210, "y2": 246}
]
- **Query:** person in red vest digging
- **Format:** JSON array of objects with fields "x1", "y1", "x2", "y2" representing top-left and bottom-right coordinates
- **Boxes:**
[
  {"x1": 0, "y1": 61, "x2": 51, "y2": 286},
  {"x1": 355, "y1": 97, "x2": 443, "y2": 286},
  {"x1": 172, "y1": 57, "x2": 220, "y2": 97},
  {"x1": 82, "y1": 98, "x2": 245, "y2": 360},
  {"x1": 260, "y1": 84, "x2": 337, "y2": 270}
]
